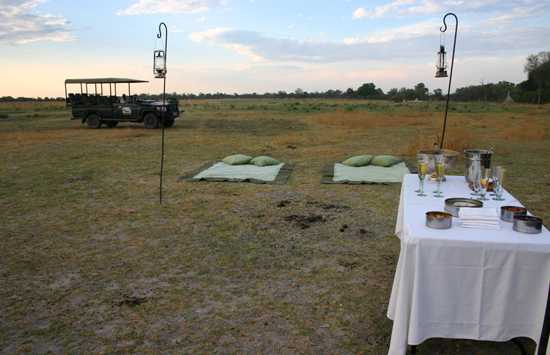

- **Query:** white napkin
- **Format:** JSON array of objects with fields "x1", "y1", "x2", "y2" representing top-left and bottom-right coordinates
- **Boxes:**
[
  {"x1": 459, "y1": 207, "x2": 501, "y2": 230},
  {"x1": 461, "y1": 222, "x2": 501, "y2": 230},
  {"x1": 459, "y1": 207, "x2": 499, "y2": 219}
]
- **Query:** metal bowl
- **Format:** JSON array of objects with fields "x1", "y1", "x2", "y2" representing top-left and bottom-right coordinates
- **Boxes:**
[
  {"x1": 513, "y1": 216, "x2": 543, "y2": 234},
  {"x1": 444, "y1": 198, "x2": 483, "y2": 217},
  {"x1": 500, "y1": 206, "x2": 527, "y2": 222},
  {"x1": 426, "y1": 211, "x2": 453, "y2": 229}
]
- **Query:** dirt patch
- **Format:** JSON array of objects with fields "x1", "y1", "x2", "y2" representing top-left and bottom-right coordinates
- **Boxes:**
[
  {"x1": 337, "y1": 259, "x2": 361, "y2": 270},
  {"x1": 276, "y1": 200, "x2": 292, "y2": 208},
  {"x1": 284, "y1": 214, "x2": 326, "y2": 229},
  {"x1": 65, "y1": 175, "x2": 92, "y2": 184},
  {"x1": 117, "y1": 293, "x2": 150, "y2": 307},
  {"x1": 306, "y1": 201, "x2": 351, "y2": 211}
]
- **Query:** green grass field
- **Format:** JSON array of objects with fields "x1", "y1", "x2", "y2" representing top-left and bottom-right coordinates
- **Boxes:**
[{"x1": 1, "y1": 99, "x2": 549, "y2": 354}]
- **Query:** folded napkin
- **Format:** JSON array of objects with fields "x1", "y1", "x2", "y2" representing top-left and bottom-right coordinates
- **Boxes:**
[
  {"x1": 459, "y1": 207, "x2": 499, "y2": 219},
  {"x1": 461, "y1": 222, "x2": 501, "y2": 230},
  {"x1": 459, "y1": 207, "x2": 501, "y2": 230}
]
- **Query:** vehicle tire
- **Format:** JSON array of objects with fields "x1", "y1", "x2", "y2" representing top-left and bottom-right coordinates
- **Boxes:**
[
  {"x1": 163, "y1": 118, "x2": 175, "y2": 128},
  {"x1": 105, "y1": 121, "x2": 118, "y2": 128},
  {"x1": 143, "y1": 113, "x2": 159, "y2": 129},
  {"x1": 86, "y1": 114, "x2": 102, "y2": 129}
]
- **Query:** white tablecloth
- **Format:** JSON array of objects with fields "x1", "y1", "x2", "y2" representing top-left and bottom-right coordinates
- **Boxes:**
[{"x1": 387, "y1": 175, "x2": 550, "y2": 355}]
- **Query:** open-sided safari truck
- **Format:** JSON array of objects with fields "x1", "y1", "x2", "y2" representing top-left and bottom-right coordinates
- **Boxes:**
[{"x1": 64, "y1": 78, "x2": 180, "y2": 129}]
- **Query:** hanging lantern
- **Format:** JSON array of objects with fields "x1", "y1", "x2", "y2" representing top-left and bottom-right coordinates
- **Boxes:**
[
  {"x1": 153, "y1": 50, "x2": 167, "y2": 78},
  {"x1": 435, "y1": 45, "x2": 448, "y2": 78}
]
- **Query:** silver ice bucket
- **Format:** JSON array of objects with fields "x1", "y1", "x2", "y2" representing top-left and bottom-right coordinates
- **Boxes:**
[{"x1": 464, "y1": 149, "x2": 493, "y2": 184}]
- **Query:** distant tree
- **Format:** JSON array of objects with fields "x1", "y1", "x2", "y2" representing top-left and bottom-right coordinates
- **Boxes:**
[
  {"x1": 453, "y1": 81, "x2": 517, "y2": 102},
  {"x1": 356, "y1": 82, "x2": 384, "y2": 99},
  {"x1": 414, "y1": 83, "x2": 429, "y2": 100},
  {"x1": 432, "y1": 88, "x2": 443, "y2": 100},
  {"x1": 357, "y1": 83, "x2": 375, "y2": 98},
  {"x1": 324, "y1": 89, "x2": 342, "y2": 98},
  {"x1": 524, "y1": 51, "x2": 550, "y2": 104},
  {"x1": 343, "y1": 88, "x2": 355, "y2": 98},
  {"x1": 386, "y1": 88, "x2": 399, "y2": 101},
  {"x1": 397, "y1": 87, "x2": 416, "y2": 101}
]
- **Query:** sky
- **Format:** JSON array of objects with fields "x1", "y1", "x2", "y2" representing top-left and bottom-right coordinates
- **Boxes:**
[{"x1": 1, "y1": 0, "x2": 549, "y2": 97}]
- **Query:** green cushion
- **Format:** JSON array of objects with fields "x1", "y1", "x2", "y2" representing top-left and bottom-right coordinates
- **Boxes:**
[
  {"x1": 222, "y1": 154, "x2": 252, "y2": 165},
  {"x1": 341, "y1": 155, "x2": 373, "y2": 167},
  {"x1": 250, "y1": 156, "x2": 281, "y2": 167},
  {"x1": 371, "y1": 155, "x2": 402, "y2": 167}
]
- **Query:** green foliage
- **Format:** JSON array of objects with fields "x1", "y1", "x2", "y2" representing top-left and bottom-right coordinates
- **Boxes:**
[
  {"x1": 522, "y1": 52, "x2": 550, "y2": 104},
  {"x1": 414, "y1": 83, "x2": 429, "y2": 100},
  {"x1": 453, "y1": 81, "x2": 516, "y2": 102},
  {"x1": 356, "y1": 83, "x2": 384, "y2": 99},
  {"x1": 386, "y1": 86, "x2": 419, "y2": 102}
]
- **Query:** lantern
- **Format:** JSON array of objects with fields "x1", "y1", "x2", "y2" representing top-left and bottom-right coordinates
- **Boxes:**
[
  {"x1": 435, "y1": 45, "x2": 448, "y2": 78},
  {"x1": 153, "y1": 50, "x2": 166, "y2": 78}
]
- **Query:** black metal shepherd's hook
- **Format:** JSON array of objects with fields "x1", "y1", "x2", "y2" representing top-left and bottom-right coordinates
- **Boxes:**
[
  {"x1": 157, "y1": 22, "x2": 168, "y2": 204},
  {"x1": 439, "y1": 12, "x2": 458, "y2": 149}
]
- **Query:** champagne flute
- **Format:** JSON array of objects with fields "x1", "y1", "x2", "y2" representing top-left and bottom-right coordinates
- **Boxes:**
[
  {"x1": 433, "y1": 153, "x2": 445, "y2": 198},
  {"x1": 416, "y1": 154, "x2": 429, "y2": 197},
  {"x1": 492, "y1": 166, "x2": 506, "y2": 201},
  {"x1": 478, "y1": 168, "x2": 490, "y2": 201}
]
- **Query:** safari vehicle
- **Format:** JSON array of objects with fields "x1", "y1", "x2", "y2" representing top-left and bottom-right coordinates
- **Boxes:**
[{"x1": 64, "y1": 78, "x2": 180, "y2": 129}]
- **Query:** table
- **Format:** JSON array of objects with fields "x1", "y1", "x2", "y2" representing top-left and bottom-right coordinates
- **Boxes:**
[{"x1": 387, "y1": 175, "x2": 550, "y2": 355}]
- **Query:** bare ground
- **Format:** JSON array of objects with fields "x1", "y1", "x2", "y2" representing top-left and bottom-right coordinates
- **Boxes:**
[{"x1": 1, "y1": 99, "x2": 548, "y2": 354}]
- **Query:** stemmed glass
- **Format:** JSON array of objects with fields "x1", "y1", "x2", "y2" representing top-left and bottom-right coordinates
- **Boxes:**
[
  {"x1": 492, "y1": 166, "x2": 506, "y2": 201},
  {"x1": 433, "y1": 153, "x2": 445, "y2": 198},
  {"x1": 416, "y1": 154, "x2": 429, "y2": 197},
  {"x1": 478, "y1": 167, "x2": 490, "y2": 201}
]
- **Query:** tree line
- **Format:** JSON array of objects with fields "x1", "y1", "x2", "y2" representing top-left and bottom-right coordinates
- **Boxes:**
[{"x1": 2, "y1": 51, "x2": 548, "y2": 104}]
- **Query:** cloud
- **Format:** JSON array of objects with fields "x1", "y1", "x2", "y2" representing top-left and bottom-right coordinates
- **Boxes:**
[
  {"x1": 345, "y1": 20, "x2": 436, "y2": 44},
  {"x1": 352, "y1": 0, "x2": 420, "y2": 19},
  {"x1": 486, "y1": 2, "x2": 550, "y2": 24},
  {"x1": 189, "y1": 27, "x2": 435, "y2": 63},
  {"x1": 352, "y1": 7, "x2": 366, "y2": 19},
  {"x1": 117, "y1": 0, "x2": 224, "y2": 15},
  {"x1": 189, "y1": 22, "x2": 550, "y2": 64},
  {"x1": 0, "y1": 0, "x2": 73, "y2": 44},
  {"x1": 352, "y1": 0, "x2": 545, "y2": 19}
]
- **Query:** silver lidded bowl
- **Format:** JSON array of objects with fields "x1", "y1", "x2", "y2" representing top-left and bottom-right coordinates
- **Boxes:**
[
  {"x1": 500, "y1": 206, "x2": 527, "y2": 222},
  {"x1": 513, "y1": 215, "x2": 543, "y2": 234},
  {"x1": 426, "y1": 211, "x2": 453, "y2": 229},
  {"x1": 444, "y1": 198, "x2": 483, "y2": 217}
]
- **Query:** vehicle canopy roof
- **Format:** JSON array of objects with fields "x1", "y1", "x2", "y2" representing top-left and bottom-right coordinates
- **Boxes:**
[{"x1": 65, "y1": 78, "x2": 148, "y2": 84}]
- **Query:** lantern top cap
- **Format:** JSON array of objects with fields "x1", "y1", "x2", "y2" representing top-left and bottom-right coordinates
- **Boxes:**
[{"x1": 64, "y1": 78, "x2": 149, "y2": 84}]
